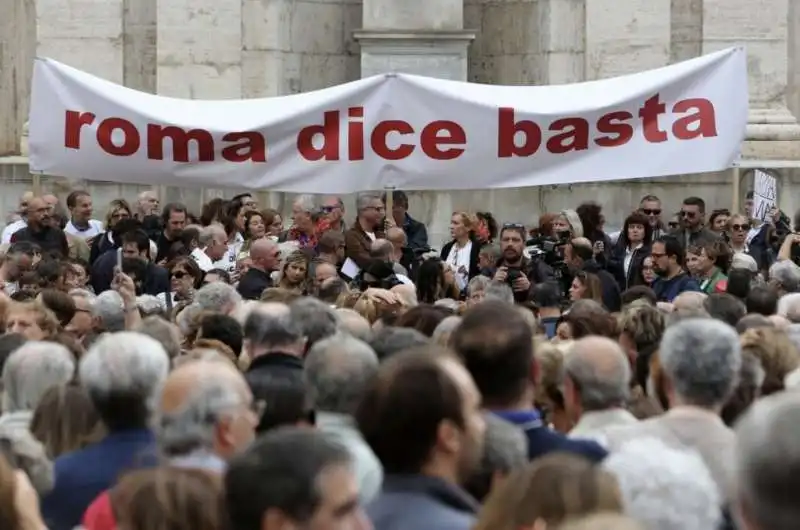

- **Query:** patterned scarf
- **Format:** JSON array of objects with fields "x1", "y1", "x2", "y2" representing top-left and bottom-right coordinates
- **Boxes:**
[{"x1": 287, "y1": 218, "x2": 331, "y2": 249}]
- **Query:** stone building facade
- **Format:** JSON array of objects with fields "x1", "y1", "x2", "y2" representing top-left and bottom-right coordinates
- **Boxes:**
[{"x1": 1, "y1": 0, "x2": 799, "y2": 242}]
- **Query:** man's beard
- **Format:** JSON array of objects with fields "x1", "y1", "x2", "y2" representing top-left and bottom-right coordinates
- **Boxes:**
[{"x1": 502, "y1": 249, "x2": 520, "y2": 262}]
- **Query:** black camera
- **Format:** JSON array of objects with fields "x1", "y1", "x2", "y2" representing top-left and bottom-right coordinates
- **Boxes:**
[{"x1": 525, "y1": 230, "x2": 571, "y2": 268}]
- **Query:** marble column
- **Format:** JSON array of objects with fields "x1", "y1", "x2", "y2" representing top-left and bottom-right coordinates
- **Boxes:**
[
  {"x1": 538, "y1": 0, "x2": 586, "y2": 83},
  {"x1": 354, "y1": 0, "x2": 475, "y2": 245},
  {"x1": 122, "y1": 0, "x2": 157, "y2": 93},
  {"x1": 0, "y1": 0, "x2": 36, "y2": 155},
  {"x1": 702, "y1": 0, "x2": 800, "y2": 161}
]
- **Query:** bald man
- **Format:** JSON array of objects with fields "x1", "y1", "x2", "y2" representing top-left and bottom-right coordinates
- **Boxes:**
[
  {"x1": 315, "y1": 261, "x2": 338, "y2": 287},
  {"x1": 10, "y1": 197, "x2": 69, "y2": 257},
  {"x1": 157, "y1": 359, "x2": 258, "y2": 468},
  {"x1": 564, "y1": 336, "x2": 637, "y2": 445},
  {"x1": 136, "y1": 190, "x2": 159, "y2": 219},
  {"x1": 237, "y1": 238, "x2": 280, "y2": 300}
]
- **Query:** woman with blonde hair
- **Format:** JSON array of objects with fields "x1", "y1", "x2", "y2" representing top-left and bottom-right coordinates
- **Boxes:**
[
  {"x1": 740, "y1": 327, "x2": 800, "y2": 395},
  {"x1": 475, "y1": 453, "x2": 622, "y2": 530},
  {"x1": 89, "y1": 198, "x2": 132, "y2": 263},
  {"x1": 4, "y1": 301, "x2": 60, "y2": 341},
  {"x1": 440, "y1": 211, "x2": 481, "y2": 292},
  {"x1": 552, "y1": 209, "x2": 584, "y2": 238},
  {"x1": 277, "y1": 250, "x2": 311, "y2": 294}
]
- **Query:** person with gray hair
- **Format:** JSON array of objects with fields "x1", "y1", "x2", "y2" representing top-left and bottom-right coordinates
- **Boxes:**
[
  {"x1": 368, "y1": 326, "x2": 429, "y2": 362},
  {"x1": 483, "y1": 280, "x2": 514, "y2": 304},
  {"x1": 735, "y1": 391, "x2": 800, "y2": 530},
  {"x1": 777, "y1": 292, "x2": 800, "y2": 322},
  {"x1": 431, "y1": 315, "x2": 461, "y2": 347},
  {"x1": 41, "y1": 332, "x2": 170, "y2": 530},
  {"x1": 769, "y1": 259, "x2": 800, "y2": 296},
  {"x1": 604, "y1": 437, "x2": 721, "y2": 530},
  {"x1": 195, "y1": 282, "x2": 242, "y2": 315},
  {"x1": 192, "y1": 223, "x2": 228, "y2": 272},
  {"x1": 564, "y1": 337, "x2": 636, "y2": 446},
  {"x1": 371, "y1": 238, "x2": 411, "y2": 279},
  {"x1": 335, "y1": 308, "x2": 373, "y2": 342},
  {"x1": 306, "y1": 333, "x2": 382, "y2": 503},
  {"x1": 464, "y1": 414, "x2": 527, "y2": 502},
  {"x1": 91, "y1": 290, "x2": 126, "y2": 332},
  {"x1": 1, "y1": 341, "x2": 75, "y2": 432},
  {"x1": 346, "y1": 192, "x2": 386, "y2": 269},
  {"x1": 0, "y1": 421, "x2": 54, "y2": 496},
  {"x1": 243, "y1": 303, "x2": 305, "y2": 359},
  {"x1": 134, "y1": 316, "x2": 182, "y2": 360},
  {"x1": 289, "y1": 296, "x2": 339, "y2": 351},
  {"x1": 604, "y1": 318, "x2": 741, "y2": 502},
  {"x1": 156, "y1": 358, "x2": 258, "y2": 473},
  {"x1": 466, "y1": 275, "x2": 491, "y2": 306}
]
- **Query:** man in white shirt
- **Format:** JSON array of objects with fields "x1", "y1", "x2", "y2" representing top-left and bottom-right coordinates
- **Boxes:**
[
  {"x1": 192, "y1": 224, "x2": 229, "y2": 272},
  {"x1": 64, "y1": 191, "x2": 104, "y2": 240}
]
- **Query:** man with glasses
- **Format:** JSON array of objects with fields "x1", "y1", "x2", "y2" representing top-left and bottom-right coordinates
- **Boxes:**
[
  {"x1": 650, "y1": 235, "x2": 701, "y2": 302},
  {"x1": 321, "y1": 196, "x2": 347, "y2": 233},
  {"x1": 673, "y1": 196, "x2": 719, "y2": 250},
  {"x1": 639, "y1": 194, "x2": 665, "y2": 240},
  {"x1": 345, "y1": 193, "x2": 386, "y2": 270}
]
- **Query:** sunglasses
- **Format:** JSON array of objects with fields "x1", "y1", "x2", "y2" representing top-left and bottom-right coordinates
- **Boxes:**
[
  {"x1": 731, "y1": 224, "x2": 751, "y2": 231},
  {"x1": 641, "y1": 208, "x2": 661, "y2": 215},
  {"x1": 171, "y1": 270, "x2": 188, "y2": 279},
  {"x1": 680, "y1": 211, "x2": 697, "y2": 218}
]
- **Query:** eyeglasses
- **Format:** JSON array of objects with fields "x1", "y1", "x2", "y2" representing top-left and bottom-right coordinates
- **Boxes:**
[
  {"x1": 731, "y1": 224, "x2": 751, "y2": 231},
  {"x1": 680, "y1": 211, "x2": 697, "y2": 218},
  {"x1": 641, "y1": 209, "x2": 661, "y2": 215},
  {"x1": 503, "y1": 222, "x2": 525, "y2": 229},
  {"x1": 171, "y1": 270, "x2": 188, "y2": 279}
]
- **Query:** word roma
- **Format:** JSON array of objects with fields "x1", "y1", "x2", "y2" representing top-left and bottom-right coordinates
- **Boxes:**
[{"x1": 63, "y1": 95, "x2": 717, "y2": 163}]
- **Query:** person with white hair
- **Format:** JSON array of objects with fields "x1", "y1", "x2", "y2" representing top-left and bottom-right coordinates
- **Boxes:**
[
  {"x1": 564, "y1": 337, "x2": 637, "y2": 445},
  {"x1": 41, "y1": 332, "x2": 170, "y2": 530},
  {"x1": 483, "y1": 280, "x2": 514, "y2": 304},
  {"x1": 777, "y1": 292, "x2": 800, "y2": 323},
  {"x1": 431, "y1": 315, "x2": 461, "y2": 347},
  {"x1": 305, "y1": 333, "x2": 382, "y2": 504},
  {"x1": 279, "y1": 194, "x2": 318, "y2": 249},
  {"x1": 192, "y1": 223, "x2": 229, "y2": 272},
  {"x1": 604, "y1": 437, "x2": 721, "y2": 530},
  {"x1": 735, "y1": 391, "x2": 800, "y2": 530},
  {"x1": 335, "y1": 308, "x2": 373, "y2": 342},
  {"x1": 91, "y1": 290, "x2": 126, "y2": 333},
  {"x1": 769, "y1": 260, "x2": 800, "y2": 296},
  {"x1": 289, "y1": 296, "x2": 339, "y2": 351},
  {"x1": 605, "y1": 318, "x2": 741, "y2": 503},
  {"x1": 0, "y1": 342, "x2": 75, "y2": 432},
  {"x1": 156, "y1": 358, "x2": 259, "y2": 472},
  {"x1": 195, "y1": 281, "x2": 242, "y2": 315}
]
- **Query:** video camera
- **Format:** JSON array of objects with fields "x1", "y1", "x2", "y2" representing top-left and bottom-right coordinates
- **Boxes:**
[{"x1": 525, "y1": 230, "x2": 571, "y2": 268}]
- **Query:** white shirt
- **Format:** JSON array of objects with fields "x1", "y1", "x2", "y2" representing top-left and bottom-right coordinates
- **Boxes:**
[
  {"x1": 446, "y1": 240, "x2": 472, "y2": 290},
  {"x1": 191, "y1": 247, "x2": 214, "y2": 272},
  {"x1": 1, "y1": 219, "x2": 26, "y2": 244},
  {"x1": 64, "y1": 219, "x2": 104, "y2": 239},
  {"x1": 212, "y1": 233, "x2": 244, "y2": 274},
  {"x1": 365, "y1": 231, "x2": 376, "y2": 242},
  {"x1": 623, "y1": 243, "x2": 643, "y2": 279},
  {"x1": 396, "y1": 273, "x2": 414, "y2": 285}
]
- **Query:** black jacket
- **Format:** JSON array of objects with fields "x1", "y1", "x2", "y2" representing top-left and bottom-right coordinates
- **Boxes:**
[
  {"x1": 607, "y1": 242, "x2": 651, "y2": 291},
  {"x1": 582, "y1": 259, "x2": 621, "y2": 311},
  {"x1": 89, "y1": 231, "x2": 115, "y2": 265},
  {"x1": 245, "y1": 352, "x2": 306, "y2": 431},
  {"x1": 90, "y1": 249, "x2": 169, "y2": 295},
  {"x1": 495, "y1": 256, "x2": 555, "y2": 303},
  {"x1": 237, "y1": 267, "x2": 273, "y2": 300},
  {"x1": 402, "y1": 214, "x2": 429, "y2": 252},
  {"x1": 11, "y1": 225, "x2": 68, "y2": 258}
]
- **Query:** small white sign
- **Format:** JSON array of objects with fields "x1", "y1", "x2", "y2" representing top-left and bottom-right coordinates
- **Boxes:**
[{"x1": 753, "y1": 169, "x2": 777, "y2": 221}]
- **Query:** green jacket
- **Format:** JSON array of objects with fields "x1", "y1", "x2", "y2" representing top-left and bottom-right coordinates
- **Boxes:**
[{"x1": 700, "y1": 268, "x2": 727, "y2": 294}]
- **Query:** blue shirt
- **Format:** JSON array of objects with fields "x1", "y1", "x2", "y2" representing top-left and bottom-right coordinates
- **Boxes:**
[{"x1": 493, "y1": 410, "x2": 607, "y2": 463}]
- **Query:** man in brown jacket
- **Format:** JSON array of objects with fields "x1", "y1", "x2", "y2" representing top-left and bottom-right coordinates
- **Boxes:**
[{"x1": 344, "y1": 192, "x2": 386, "y2": 270}]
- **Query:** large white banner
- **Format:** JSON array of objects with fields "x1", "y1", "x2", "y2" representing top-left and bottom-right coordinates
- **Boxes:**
[{"x1": 29, "y1": 48, "x2": 748, "y2": 193}]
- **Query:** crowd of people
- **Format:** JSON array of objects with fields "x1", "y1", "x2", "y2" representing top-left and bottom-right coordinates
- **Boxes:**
[{"x1": 0, "y1": 186, "x2": 798, "y2": 530}]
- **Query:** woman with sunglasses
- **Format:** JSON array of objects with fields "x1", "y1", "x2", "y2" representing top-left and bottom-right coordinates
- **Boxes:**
[
  {"x1": 158, "y1": 257, "x2": 202, "y2": 309},
  {"x1": 727, "y1": 213, "x2": 777, "y2": 272}
]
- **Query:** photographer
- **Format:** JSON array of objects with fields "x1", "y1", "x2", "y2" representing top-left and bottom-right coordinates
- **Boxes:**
[
  {"x1": 565, "y1": 237, "x2": 621, "y2": 311},
  {"x1": 492, "y1": 223, "x2": 553, "y2": 302}
]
